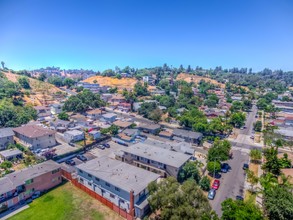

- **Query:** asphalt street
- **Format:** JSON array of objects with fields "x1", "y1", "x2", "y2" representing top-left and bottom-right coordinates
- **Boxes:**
[{"x1": 209, "y1": 149, "x2": 249, "y2": 217}]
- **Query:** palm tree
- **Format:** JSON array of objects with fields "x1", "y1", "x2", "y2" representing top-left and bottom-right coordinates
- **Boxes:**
[{"x1": 1, "y1": 61, "x2": 4, "y2": 69}]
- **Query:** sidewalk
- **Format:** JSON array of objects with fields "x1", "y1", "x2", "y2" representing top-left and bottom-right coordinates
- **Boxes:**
[{"x1": 0, "y1": 204, "x2": 29, "y2": 220}]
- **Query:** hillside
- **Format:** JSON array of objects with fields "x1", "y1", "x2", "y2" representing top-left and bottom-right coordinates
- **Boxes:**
[
  {"x1": 176, "y1": 73, "x2": 226, "y2": 88},
  {"x1": 83, "y1": 75, "x2": 138, "y2": 90},
  {"x1": 3, "y1": 71, "x2": 63, "y2": 106}
]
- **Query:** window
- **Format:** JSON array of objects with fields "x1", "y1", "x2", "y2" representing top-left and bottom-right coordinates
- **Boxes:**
[
  {"x1": 110, "y1": 194, "x2": 115, "y2": 198},
  {"x1": 88, "y1": 174, "x2": 92, "y2": 178},
  {"x1": 25, "y1": 179, "x2": 34, "y2": 185},
  {"x1": 115, "y1": 187, "x2": 120, "y2": 192},
  {"x1": 88, "y1": 182, "x2": 92, "y2": 186},
  {"x1": 120, "y1": 199, "x2": 125, "y2": 204},
  {"x1": 52, "y1": 168, "x2": 60, "y2": 174},
  {"x1": 105, "y1": 182, "x2": 111, "y2": 187},
  {"x1": 95, "y1": 177, "x2": 100, "y2": 181},
  {"x1": 80, "y1": 178, "x2": 84, "y2": 183},
  {"x1": 79, "y1": 169, "x2": 83, "y2": 174}
]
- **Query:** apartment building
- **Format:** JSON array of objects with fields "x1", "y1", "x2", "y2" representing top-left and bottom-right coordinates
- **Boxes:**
[
  {"x1": 76, "y1": 157, "x2": 160, "y2": 218},
  {"x1": 121, "y1": 143, "x2": 191, "y2": 177},
  {"x1": 0, "y1": 160, "x2": 62, "y2": 211},
  {"x1": 0, "y1": 128, "x2": 14, "y2": 151}
]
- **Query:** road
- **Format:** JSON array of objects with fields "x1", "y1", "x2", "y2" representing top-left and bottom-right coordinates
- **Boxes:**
[
  {"x1": 240, "y1": 105, "x2": 257, "y2": 136},
  {"x1": 210, "y1": 149, "x2": 249, "y2": 216}
]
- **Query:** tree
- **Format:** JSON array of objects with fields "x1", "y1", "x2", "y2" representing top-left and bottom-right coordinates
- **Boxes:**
[
  {"x1": 262, "y1": 147, "x2": 281, "y2": 176},
  {"x1": 148, "y1": 177, "x2": 215, "y2": 220},
  {"x1": 148, "y1": 109, "x2": 162, "y2": 123},
  {"x1": 58, "y1": 111, "x2": 69, "y2": 121},
  {"x1": 18, "y1": 76, "x2": 30, "y2": 89},
  {"x1": 199, "y1": 176, "x2": 210, "y2": 191},
  {"x1": 221, "y1": 198, "x2": 264, "y2": 220},
  {"x1": 0, "y1": 161, "x2": 12, "y2": 170},
  {"x1": 230, "y1": 112, "x2": 246, "y2": 128},
  {"x1": 108, "y1": 87, "x2": 118, "y2": 94},
  {"x1": 178, "y1": 161, "x2": 201, "y2": 183},
  {"x1": 1, "y1": 61, "x2": 5, "y2": 69},
  {"x1": 134, "y1": 82, "x2": 149, "y2": 96},
  {"x1": 38, "y1": 73, "x2": 47, "y2": 81},
  {"x1": 207, "y1": 139, "x2": 232, "y2": 162},
  {"x1": 246, "y1": 169, "x2": 259, "y2": 192},
  {"x1": 63, "y1": 78, "x2": 75, "y2": 88},
  {"x1": 263, "y1": 186, "x2": 293, "y2": 220},
  {"x1": 254, "y1": 121, "x2": 262, "y2": 132},
  {"x1": 207, "y1": 161, "x2": 221, "y2": 176},
  {"x1": 250, "y1": 149, "x2": 262, "y2": 164}
]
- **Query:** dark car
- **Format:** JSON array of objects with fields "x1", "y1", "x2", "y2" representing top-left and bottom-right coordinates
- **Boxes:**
[
  {"x1": 65, "y1": 159, "x2": 76, "y2": 166},
  {"x1": 208, "y1": 189, "x2": 216, "y2": 200},
  {"x1": 221, "y1": 163, "x2": 230, "y2": 173},
  {"x1": 236, "y1": 195, "x2": 244, "y2": 201},
  {"x1": 243, "y1": 163, "x2": 249, "y2": 170},
  {"x1": 77, "y1": 154, "x2": 87, "y2": 162},
  {"x1": 103, "y1": 143, "x2": 110, "y2": 148}
]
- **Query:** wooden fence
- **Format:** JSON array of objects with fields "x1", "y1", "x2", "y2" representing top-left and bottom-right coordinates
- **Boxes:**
[{"x1": 62, "y1": 170, "x2": 133, "y2": 220}]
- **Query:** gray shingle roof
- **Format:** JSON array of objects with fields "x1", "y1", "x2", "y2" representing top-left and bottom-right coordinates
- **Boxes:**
[
  {"x1": 0, "y1": 149, "x2": 22, "y2": 158},
  {"x1": 173, "y1": 128, "x2": 203, "y2": 140},
  {"x1": 76, "y1": 157, "x2": 160, "y2": 195},
  {"x1": 0, "y1": 128, "x2": 14, "y2": 138},
  {"x1": 122, "y1": 143, "x2": 191, "y2": 168}
]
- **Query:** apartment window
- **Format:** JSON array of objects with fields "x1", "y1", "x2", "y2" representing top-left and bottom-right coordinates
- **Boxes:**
[
  {"x1": 80, "y1": 177, "x2": 84, "y2": 184},
  {"x1": 79, "y1": 169, "x2": 83, "y2": 174},
  {"x1": 110, "y1": 194, "x2": 115, "y2": 198},
  {"x1": 25, "y1": 179, "x2": 34, "y2": 185},
  {"x1": 88, "y1": 182, "x2": 92, "y2": 186},
  {"x1": 105, "y1": 182, "x2": 111, "y2": 187},
  {"x1": 52, "y1": 168, "x2": 60, "y2": 174},
  {"x1": 88, "y1": 174, "x2": 92, "y2": 178},
  {"x1": 95, "y1": 177, "x2": 100, "y2": 181},
  {"x1": 120, "y1": 199, "x2": 125, "y2": 204},
  {"x1": 115, "y1": 187, "x2": 120, "y2": 192}
]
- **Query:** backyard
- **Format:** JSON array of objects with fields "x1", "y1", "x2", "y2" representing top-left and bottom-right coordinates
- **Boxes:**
[{"x1": 9, "y1": 182, "x2": 123, "y2": 220}]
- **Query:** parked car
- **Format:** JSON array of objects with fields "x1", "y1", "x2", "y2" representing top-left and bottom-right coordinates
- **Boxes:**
[
  {"x1": 250, "y1": 136, "x2": 255, "y2": 139},
  {"x1": 98, "y1": 145, "x2": 105, "y2": 150},
  {"x1": 221, "y1": 163, "x2": 230, "y2": 173},
  {"x1": 77, "y1": 154, "x2": 87, "y2": 162},
  {"x1": 208, "y1": 189, "x2": 216, "y2": 200},
  {"x1": 103, "y1": 143, "x2": 110, "y2": 148},
  {"x1": 236, "y1": 195, "x2": 244, "y2": 201},
  {"x1": 243, "y1": 163, "x2": 249, "y2": 170},
  {"x1": 243, "y1": 126, "x2": 247, "y2": 129},
  {"x1": 65, "y1": 159, "x2": 76, "y2": 166},
  {"x1": 212, "y1": 180, "x2": 220, "y2": 190}
]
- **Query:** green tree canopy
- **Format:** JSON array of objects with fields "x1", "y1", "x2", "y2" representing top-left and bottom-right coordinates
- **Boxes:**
[{"x1": 178, "y1": 161, "x2": 201, "y2": 183}]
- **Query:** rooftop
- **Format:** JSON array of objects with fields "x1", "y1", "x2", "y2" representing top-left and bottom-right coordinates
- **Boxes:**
[
  {"x1": 76, "y1": 157, "x2": 160, "y2": 195},
  {"x1": 0, "y1": 160, "x2": 60, "y2": 195},
  {"x1": 113, "y1": 120, "x2": 132, "y2": 128},
  {"x1": 65, "y1": 130, "x2": 84, "y2": 136},
  {"x1": 122, "y1": 143, "x2": 191, "y2": 168},
  {"x1": 13, "y1": 125, "x2": 56, "y2": 138},
  {"x1": 0, "y1": 149, "x2": 23, "y2": 158},
  {"x1": 173, "y1": 128, "x2": 203, "y2": 139},
  {"x1": 138, "y1": 123, "x2": 160, "y2": 130},
  {"x1": 0, "y1": 127, "x2": 14, "y2": 138},
  {"x1": 102, "y1": 113, "x2": 117, "y2": 118}
]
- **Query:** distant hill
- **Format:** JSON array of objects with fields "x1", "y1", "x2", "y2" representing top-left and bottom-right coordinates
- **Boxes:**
[
  {"x1": 83, "y1": 75, "x2": 137, "y2": 90},
  {"x1": 3, "y1": 71, "x2": 63, "y2": 106}
]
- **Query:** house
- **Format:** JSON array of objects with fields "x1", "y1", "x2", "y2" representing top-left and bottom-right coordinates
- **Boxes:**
[
  {"x1": 137, "y1": 123, "x2": 160, "y2": 134},
  {"x1": 113, "y1": 120, "x2": 133, "y2": 129},
  {"x1": 88, "y1": 130, "x2": 101, "y2": 140},
  {"x1": 49, "y1": 119, "x2": 74, "y2": 132},
  {"x1": 76, "y1": 157, "x2": 160, "y2": 219},
  {"x1": 275, "y1": 127, "x2": 293, "y2": 141},
  {"x1": 121, "y1": 143, "x2": 191, "y2": 177},
  {"x1": 34, "y1": 106, "x2": 51, "y2": 120},
  {"x1": 133, "y1": 102, "x2": 142, "y2": 112},
  {"x1": 64, "y1": 130, "x2": 85, "y2": 143},
  {"x1": 50, "y1": 104, "x2": 63, "y2": 115},
  {"x1": 172, "y1": 128, "x2": 203, "y2": 144},
  {"x1": 109, "y1": 94, "x2": 126, "y2": 103},
  {"x1": 102, "y1": 113, "x2": 117, "y2": 123},
  {"x1": 86, "y1": 109, "x2": 103, "y2": 120},
  {"x1": 117, "y1": 102, "x2": 131, "y2": 112},
  {"x1": 117, "y1": 129, "x2": 140, "y2": 143},
  {"x1": 0, "y1": 128, "x2": 15, "y2": 151},
  {"x1": 0, "y1": 149, "x2": 23, "y2": 161},
  {"x1": 0, "y1": 160, "x2": 62, "y2": 211},
  {"x1": 77, "y1": 82, "x2": 101, "y2": 93},
  {"x1": 101, "y1": 93, "x2": 112, "y2": 102},
  {"x1": 13, "y1": 125, "x2": 56, "y2": 150}
]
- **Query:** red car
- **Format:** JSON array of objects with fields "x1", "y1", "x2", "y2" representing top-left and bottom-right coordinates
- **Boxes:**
[{"x1": 212, "y1": 180, "x2": 220, "y2": 190}]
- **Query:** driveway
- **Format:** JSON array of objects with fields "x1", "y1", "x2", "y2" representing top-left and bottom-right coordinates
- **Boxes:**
[{"x1": 209, "y1": 149, "x2": 249, "y2": 216}]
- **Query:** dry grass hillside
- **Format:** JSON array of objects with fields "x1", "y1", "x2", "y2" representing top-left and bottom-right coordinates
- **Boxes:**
[
  {"x1": 4, "y1": 71, "x2": 63, "y2": 106},
  {"x1": 83, "y1": 76, "x2": 138, "y2": 90},
  {"x1": 176, "y1": 73, "x2": 226, "y2": 88}
]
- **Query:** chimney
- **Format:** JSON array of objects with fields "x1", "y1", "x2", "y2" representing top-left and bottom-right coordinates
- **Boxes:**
[{"x1": 129, "y1": 189, "x2": 135, "y2": 219}]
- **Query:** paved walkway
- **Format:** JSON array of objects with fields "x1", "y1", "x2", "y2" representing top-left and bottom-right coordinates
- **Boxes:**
[{"x1": 0, "y1": 205, "x2": 29, "y2": 220}]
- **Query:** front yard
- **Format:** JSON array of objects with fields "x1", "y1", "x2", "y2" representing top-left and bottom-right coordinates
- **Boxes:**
[{"x1": 9, "y1": 182, "x2": 123, "y2": 220}]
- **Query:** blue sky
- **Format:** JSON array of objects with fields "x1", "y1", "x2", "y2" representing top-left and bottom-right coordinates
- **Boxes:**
[{"x1": 0, "y1": 0, "x2": 293, "y2": 71}]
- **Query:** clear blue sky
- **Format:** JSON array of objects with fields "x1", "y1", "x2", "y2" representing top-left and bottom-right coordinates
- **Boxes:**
[{"x1": 0, "y1": 0, "x2": 293, "y2": 71}]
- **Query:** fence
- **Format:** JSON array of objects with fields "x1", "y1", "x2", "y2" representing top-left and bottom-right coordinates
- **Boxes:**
[{"x1": 61, "y1": 169, "x2": 133, "y2": 220}]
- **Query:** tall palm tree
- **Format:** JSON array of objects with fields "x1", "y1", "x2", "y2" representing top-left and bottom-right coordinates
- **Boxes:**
[{"x1": 1, "y1": 61, "x2": 4, "y2": 69}]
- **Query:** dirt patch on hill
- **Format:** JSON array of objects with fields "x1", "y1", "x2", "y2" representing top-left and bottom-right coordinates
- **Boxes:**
[
  {"x1": 83, "y1": 76, "x2": 138, "y2": 90},
  {"x1": 176, "y1": 73, "x2": 226, "y2": 88}
]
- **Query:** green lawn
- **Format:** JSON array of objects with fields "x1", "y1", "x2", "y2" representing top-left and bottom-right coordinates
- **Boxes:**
[{"x1": 9, "y1": 182, "x2": 107, "y2": 220}]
